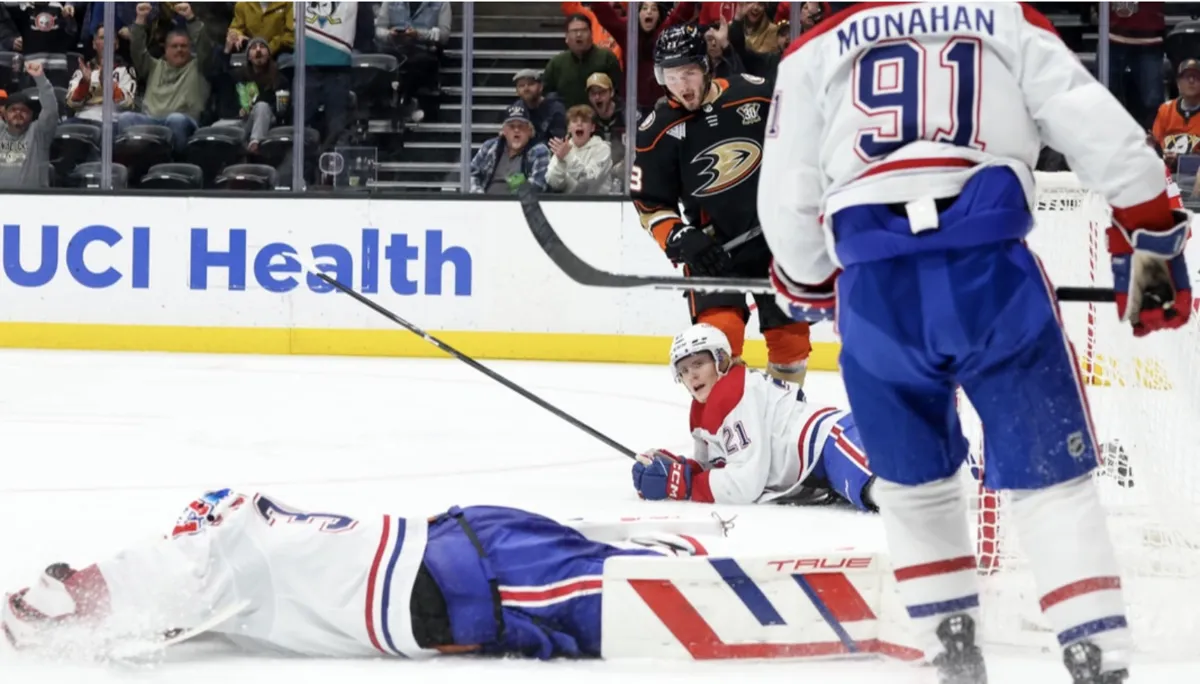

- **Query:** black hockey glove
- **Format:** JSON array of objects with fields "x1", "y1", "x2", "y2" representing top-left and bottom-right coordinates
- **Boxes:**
[{"x1": 665, "y1": 225, "x2": 733, "y2": 276}]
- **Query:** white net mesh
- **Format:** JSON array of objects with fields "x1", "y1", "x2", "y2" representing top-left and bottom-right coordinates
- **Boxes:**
[{"x1": 963, "y1": 172, "x2": 1200, "y2": 656}]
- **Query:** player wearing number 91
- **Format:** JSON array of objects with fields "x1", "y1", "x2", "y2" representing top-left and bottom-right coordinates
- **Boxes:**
[
  {"x1": 632, "y1": 323, "x2": 877, "y2": 512},
  {"x1": 2, "y1": 489, "x2": 715, "y2": 659},
  {"x1": 758, "y1": 3, "x2": 1190, "y2": 683}
]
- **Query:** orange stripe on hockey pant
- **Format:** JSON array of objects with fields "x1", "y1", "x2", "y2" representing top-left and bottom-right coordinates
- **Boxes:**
[
  {"x1": 894, "y1": 556, "x2": 977, "y2": 582},
  {"x1": 764, "y1": 322, "x2": 812, "y2": 365},
  {"x1": 698, "y1": 308, "x2": 747, "y2": 357},
  {"x1": 1039, "y1": 577, "x2": 1122, "y2": 612}
]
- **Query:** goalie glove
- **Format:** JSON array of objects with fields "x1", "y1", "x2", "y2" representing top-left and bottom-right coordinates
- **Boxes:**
[
  {"x1": 770, "y1": 260, "x2": 838, "y2": 324},
  {"x1": 632, "y1": 449, "x2": 702, "y2": 501},
  {"x1": 1107, "y1": 210, "x2": 1192, "y2": 337},
  {"x1": 3, "y1": 563, "x2": 110, "y2": 650}
]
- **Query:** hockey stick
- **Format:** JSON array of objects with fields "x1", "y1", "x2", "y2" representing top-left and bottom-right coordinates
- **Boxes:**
[
  {"x1": 518, "y1": 186, "x2": 1117, "y2": 303},
  {"x1": 307, "y1": 270, "x2": 639, "y2": 460},
  {"x1": 107, "y1": 599, "x2": 251, "y2": 660}
]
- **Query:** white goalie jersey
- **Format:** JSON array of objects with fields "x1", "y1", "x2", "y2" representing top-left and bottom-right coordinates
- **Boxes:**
[{"x1": 687, "y1": 364, "x2": 849, "y2": 504}]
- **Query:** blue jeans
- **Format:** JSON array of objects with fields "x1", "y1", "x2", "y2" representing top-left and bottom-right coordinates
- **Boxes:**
[
  {"x1": 1108, "y1": 42, "x2": 1165, "y2": 128},
  {"x1": 116, "y1": 111, "x2": 198, "y2": 154}
]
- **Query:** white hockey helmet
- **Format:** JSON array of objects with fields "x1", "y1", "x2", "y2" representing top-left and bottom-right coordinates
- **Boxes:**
[{"x1": 670, "y1": 323, "x2": 733, "y2": 381}]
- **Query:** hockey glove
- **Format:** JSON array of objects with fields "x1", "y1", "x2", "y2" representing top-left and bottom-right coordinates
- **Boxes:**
[
  {"x1": 665, "y1": 225, "x2": 733, "y2": 277},
  {"x1": 1107, "y1": 210, "x2": 1192, "y2": 337},
  {"x1": 770, "y1": 259, "x2": 839, "y2": 324},
  {"x1": 3, "y1": 563, "x2": 110, "y2": 651},
  {"x1": 632, "y1": 449, "x2": 701, "y2": 501}
]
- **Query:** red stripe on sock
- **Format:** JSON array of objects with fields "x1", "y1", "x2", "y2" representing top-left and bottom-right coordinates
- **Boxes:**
[
  {"x1": 894, "y1": 556, "x2": 976, "y2": 582},
  {"x1": 1040, "y1": 577, "x2": 1122, "y2": 611}
]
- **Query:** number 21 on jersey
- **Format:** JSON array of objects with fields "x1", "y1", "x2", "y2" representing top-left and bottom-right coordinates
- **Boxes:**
[{"x1": 853, "y1": 37, "x2": 985, "y2": 161}]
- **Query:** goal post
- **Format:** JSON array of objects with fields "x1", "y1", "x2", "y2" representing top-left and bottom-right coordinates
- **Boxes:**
[{"x1": 963, "y1": 172, "x2": 1200, "y2": 655}]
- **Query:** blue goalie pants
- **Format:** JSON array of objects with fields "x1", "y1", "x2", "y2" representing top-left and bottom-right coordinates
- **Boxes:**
[
  {"x1": 831, "y1": 176, "x2": 1100, "y2": 491},
  {"x1": 421, "y1": 506, "x2": 659, "y2": 659}
]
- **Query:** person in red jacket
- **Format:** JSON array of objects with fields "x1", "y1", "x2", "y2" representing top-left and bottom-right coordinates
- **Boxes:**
[
  {"x1": 1107, "y1": 1, "x2": 1166, "y2": 128},
  {"x1": 589, "y1": 2, "x2": 686, "y2": 117}
]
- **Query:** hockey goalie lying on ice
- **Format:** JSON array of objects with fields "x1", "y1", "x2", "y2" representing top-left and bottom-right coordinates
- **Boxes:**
[
  {"x1": 3, "y1": 489, "x2": 921, "y2": 662},
  {"x1": 632, "y1": 323, "x2": 878, "y2": 511}
]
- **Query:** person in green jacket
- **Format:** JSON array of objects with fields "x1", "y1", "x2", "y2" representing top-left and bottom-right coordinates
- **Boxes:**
[
  {"x1": 117, "y1": 2, "x2": 213, "y2": 154},
  {"x1": 541, "y1": 14, "x2": 622, "y2": 110}
]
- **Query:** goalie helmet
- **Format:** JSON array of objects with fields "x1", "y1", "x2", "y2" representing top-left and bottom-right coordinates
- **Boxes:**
[{"x1": 670, "y1": 323, "x2": 732, "y2": 382}]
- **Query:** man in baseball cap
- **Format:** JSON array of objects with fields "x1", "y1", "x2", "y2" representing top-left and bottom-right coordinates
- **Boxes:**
[
  {"x1": 513, "y1": 68, "x2": 565, "y2": 143},
  {"x1": 585, "y1": 72, "x2": 625, "y2": 150},
  {"x1": 1150, "y1": 57, "x2": 1200, "y2": 170},
  {"x1": 467, "y1": 101, "x2": 551, "y2": 194}
]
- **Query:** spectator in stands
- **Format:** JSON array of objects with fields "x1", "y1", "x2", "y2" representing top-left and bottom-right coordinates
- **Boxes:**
[
  {"x1": 374, "y1": 1, "x2": 450, "y2": 124},
  {"x1": 729, "y1": 3, "x2": 783, "y2": 81},
  {"x1": 542, "y1": 13, "x2": 622, "y2": 109},
  {"x1": 217, "y1": 36, "x2": 289, "y2": 153},
  {"x1": 560, "y1": 2, "x2": 621, "y2": 70},
  {"x1": 1107, "y1": 2, "x2": 1166, "y2": 128},
  {"x1": 118, "y1": 2, "x2": 212, "y2": 154},
  {"x1": 9, "y1": 2, "x2": 78, "y2": 54},
  {"x1": 588, "y1": 2, "x2": 677, "y2": 118},
  {"x1": 81, "y1": 3, "x2": 151, "y2": 60},
  {"x1": 303, "y1": 1, "x2": 373, "y2": 151},
  {"x1": 586, "y1": 72, "x2": 624, "y2": 145},
  {"x1": 664, "y1": 2, "x2": 736, "y2": 27},
  {"x1": 546, "y1": 104, "x2": 613, "y2": 195},
  {"x1": 0, "y1": 62, "x2": 56, "y2": 188},
  {"x1": 66, "y1": 26, "x2": 138, "y2": 123},
  {"x1": 513, "y1": 68, "x2": 565, "y2": 144},
  {"x1": 227, "y1": 2, "x2": 294, "y2": 56},
  {"x1": 469, "y1": 102, "x2": 549, "y2": 195},
  {"x1": 1152, "y1": 58, "x2": 1200, "y2": 172},
  {"x1": 0, "y1": 8, "x2": 20, "y2": 51},
  {"x1": 705, "y1": 17, "x2": 745, "y2": 79}
]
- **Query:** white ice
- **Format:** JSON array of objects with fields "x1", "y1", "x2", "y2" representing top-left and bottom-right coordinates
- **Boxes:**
[{"x1": 0, "y1": 350, "x2": 1194, "y2": 683}]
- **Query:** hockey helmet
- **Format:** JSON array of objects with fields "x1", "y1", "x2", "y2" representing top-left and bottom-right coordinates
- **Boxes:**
[
  {"x1": 670, "y1": 323, "x2": 733, "y2": 382},
  {"x1": 653, "y1": 24, "x2": 710, "y2": 85}
]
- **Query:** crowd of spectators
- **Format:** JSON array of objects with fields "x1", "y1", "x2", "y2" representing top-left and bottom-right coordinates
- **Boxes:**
[{"x1": 3, "y1": 2, "x2": 1192, "y2": 197}]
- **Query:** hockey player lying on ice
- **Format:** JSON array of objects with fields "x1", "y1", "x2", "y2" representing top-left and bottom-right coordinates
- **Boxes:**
[
  {"x1": 2, "y1": 489, "x2": 724, "y2": 659},
  {"x1": 632, "y1": 322, "x2": 877, "y2": 510}
]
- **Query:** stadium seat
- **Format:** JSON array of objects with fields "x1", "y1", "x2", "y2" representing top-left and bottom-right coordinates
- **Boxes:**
[
  {"x1": 68, "y1": 161, "x2": 128, "y2": 189},
  {"x1": 352, "y1": 53, "x2": 400, "y2": 119},
  {"x1": 114, "y1": 124, "x2": 173, "y2": 183},
  {"x1": 186, "y1": 125, "x2": 246, "y2": 186},
  {"x1": 257, "y1": 125, "x2": 319, "y2": 168},
  {"x1": 22, "y1": 53, "x2": 70, "y2": 88},
  {"x1": 140, "y1": 163, "x2": 204, "y2": 190},
  {"x1": 1166, "y1": 19, "x2": 1200, "y2": 71},
  {"x1": 50, "y1": 123, "x2": 101, "y2": 184},
  {"x1": 215, "y1": 163, "x2": 277, "y2": 191}
]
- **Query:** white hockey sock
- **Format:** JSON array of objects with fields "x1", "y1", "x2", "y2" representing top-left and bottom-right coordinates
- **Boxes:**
[
  {"x1": 1010, "y1": 474, "x2": 1131, "y2": 672},
  {"x1": 873, "y1": 475, "x2": 980, "y2": 660}
]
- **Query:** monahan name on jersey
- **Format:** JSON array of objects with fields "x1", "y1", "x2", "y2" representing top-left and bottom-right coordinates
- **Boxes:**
[
  {"x1": 632, "y1": 74, "x2": 773, "y2": 251},
  {"x1": 687, "y1": 364, "x2": 848, "y2": 505}
]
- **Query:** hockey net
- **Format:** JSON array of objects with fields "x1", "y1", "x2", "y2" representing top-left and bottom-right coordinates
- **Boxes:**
[{"x1": 963, "y1": 172, "x2": 1200, "y2": 657}]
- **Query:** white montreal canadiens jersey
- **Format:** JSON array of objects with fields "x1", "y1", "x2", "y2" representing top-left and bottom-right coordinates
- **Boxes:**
[
  {"x1": 758, "y1": 2, "x2": 1172, "y2": 284},
  {"x1": 688, "y1": 364, "x2": 847, "y2": 504},
  {"x1": 96, "y1": 492, "x2": 436, "y2": 658}
]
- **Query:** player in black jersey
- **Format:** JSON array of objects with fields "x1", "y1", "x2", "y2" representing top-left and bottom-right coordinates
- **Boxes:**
[{"x1": 631, "y1": 24, "x2": 811, "y2": 385}]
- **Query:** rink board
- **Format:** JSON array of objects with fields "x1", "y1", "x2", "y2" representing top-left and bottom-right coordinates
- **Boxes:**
[{"x1": 0, "y1": 194, "x2": 841, "y2": 368}]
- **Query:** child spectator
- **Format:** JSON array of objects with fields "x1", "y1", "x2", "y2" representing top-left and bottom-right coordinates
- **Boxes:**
[
  {"x1": 513, "y1": 68, "x2": 566, "y2": 144},
  {"x1": 1152, "y1": 58, "x2": 1200, "y2": 172},
  {"x1": 0, "y1": 62, "x2": 56, "y2": 188},
  {"x1": 469, "y1": 102, "x2": 550, "y2": 195},
  {"x1": 542, "y1": 13, "x2": 622, "y2": 109},
  {"x1": 117, "y1": 2, "x2": 212, "y2": 154},
  {"x1": 227, "y1": 2, "x2": 293, "y2": 55},
  {"x1": 66, "y1": 25, "x2": 138, "y2": 122},
  {"x1": 546, "y1": 104, "x2": 613, "y2": 195}
]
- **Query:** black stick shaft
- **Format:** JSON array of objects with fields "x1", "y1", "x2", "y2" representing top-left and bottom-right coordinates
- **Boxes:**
[{"x1": 311, "y1": 272, "x2": 638, "y2": 460}]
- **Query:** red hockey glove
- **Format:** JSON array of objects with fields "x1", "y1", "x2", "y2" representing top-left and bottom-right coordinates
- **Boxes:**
[
  {"x1": 1107, "y1": 210, "x2": 1192, "y2": 337},
  {"x1": 3, "y1": 563, "x2": 110, "y2": 651},
  {"x1": 771, "y1": 259, "x2": 839, "y2": 323}
]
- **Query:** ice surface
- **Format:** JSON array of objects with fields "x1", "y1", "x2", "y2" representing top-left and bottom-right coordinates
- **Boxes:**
[{"x1": 0, "y1": 350, "x2": 1194, "y2": 683}]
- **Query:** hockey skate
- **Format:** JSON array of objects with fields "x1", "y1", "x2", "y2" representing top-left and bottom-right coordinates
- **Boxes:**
[
  {"x1": 931, "y1": 614, "x2": 987, "y2": 684},
  {"x1": 1063, "y1": 641, "x2": 1129, "y2": 683}
]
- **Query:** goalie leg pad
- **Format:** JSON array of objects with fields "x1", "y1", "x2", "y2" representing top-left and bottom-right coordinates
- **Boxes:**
[
  {"x1": 1009, "y1": 475, "x2": 1132, "y2": 674},
  {"x1": 872, "y1": 475, "x2": 980, "y2": 662}
]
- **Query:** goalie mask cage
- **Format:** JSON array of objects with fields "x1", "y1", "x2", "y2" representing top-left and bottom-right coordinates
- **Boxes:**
[{"x1": 962, "y1": 172, "x2": 1200, "y2": 657}]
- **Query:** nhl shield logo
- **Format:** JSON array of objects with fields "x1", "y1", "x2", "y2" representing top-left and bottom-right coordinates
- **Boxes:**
[
  {"x1": 737, "y1": 102, "x2": 762, "y2": 126},
  {"x1": 1067, "y1": 431, "x2": 1086, "y2": 459}
]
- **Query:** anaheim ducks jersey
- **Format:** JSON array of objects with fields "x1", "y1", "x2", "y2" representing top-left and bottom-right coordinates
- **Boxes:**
[
  {"x1": 631, "y1": 74, "x2": 773, "y2": 251},
  {"x1": 1152, "y1": 98, "x2": 1200, "y2": 156}
]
